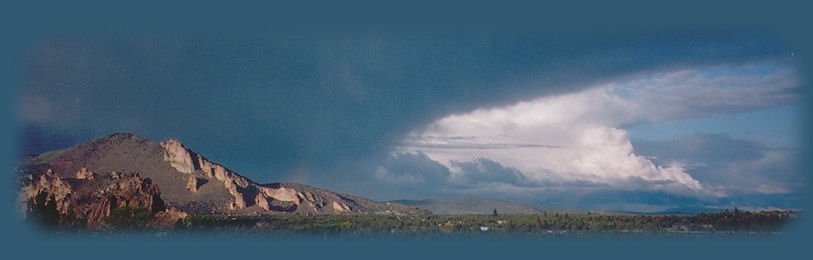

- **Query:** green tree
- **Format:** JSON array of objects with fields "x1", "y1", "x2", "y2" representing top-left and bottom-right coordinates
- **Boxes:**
[{"x1": 27, "y1": 192, "x2": 62, "y2": 228}]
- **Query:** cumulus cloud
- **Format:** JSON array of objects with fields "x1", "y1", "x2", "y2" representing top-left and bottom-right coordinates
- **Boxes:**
[
  {"x1": 396, "y1": 63, "x2": 800, "y2": 199},
  {"x1": 399, "y1": 87, "x2": 706, "y2": 196}
]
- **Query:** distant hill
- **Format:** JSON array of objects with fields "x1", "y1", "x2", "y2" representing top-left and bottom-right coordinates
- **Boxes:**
[
  {"x1": 19, "y1": 133, "x2": 427, "y2": 216},
  {"x1": 392, "y1": 198, "x2": 542, "y2": 215}
]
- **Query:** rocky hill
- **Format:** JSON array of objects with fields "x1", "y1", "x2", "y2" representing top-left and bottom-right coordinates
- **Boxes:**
[{"x1": 19, "y1": 133, "x2": 427, "y2": 217}]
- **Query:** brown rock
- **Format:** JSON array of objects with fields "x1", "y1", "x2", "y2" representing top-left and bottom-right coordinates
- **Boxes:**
[
  {"x1": 186, "y1": 175, "x2": 198, "y2": 193},
  {"x1": 255, "y1": 193, "x2": 270, "y2": 211},
  {"x1": 332, "y1": 201, "x2": 352, "y2": 213},
  {"x1": 80, "y1": 172, "x2": 164, "y2": 228},
  {"x1": 159, "y1": 138, "x2": 194, "y2": 174},
  {"x1": 85, "y1": 197, "x2": 112, "y2": 229},
  {"x1": 18, "y1": 169, "x2": 73, "y2": 215},
  {"x1": 20, "y1": 168, "x2": 168, "y2": 229},
  {"x1": 75, "y1": 167, "x2": 95, "y2": 180},
  {"x1": 152, "y1": 207, "x2": 188, "y2": 228},
  {"x1": 161, "y1": 138, "x2": 252, "y2": 210}
]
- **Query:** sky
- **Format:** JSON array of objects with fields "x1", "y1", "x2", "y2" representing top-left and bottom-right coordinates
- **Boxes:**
[{"x1": 17, "y1": 31, "x2": 805, "y2": 212}]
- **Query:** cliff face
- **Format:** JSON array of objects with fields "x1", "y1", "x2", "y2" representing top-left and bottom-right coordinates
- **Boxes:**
[
  {"x1": 160, "y1": 139, "x2": 195, "y2": 174},
  {"x1": 159, "y1": 138, "x2": 251, "y2": 210},
  {"x1": 18, "y1": 168, "x2": 186, "y2": 229},
  {"x1": 158, "y1": 137, "x2": 426, "y2": 215},
  {"x1": 184, "y1": 147, "x2": 251, "y2": 210},
  {"x1": 21, "y1": 133, "x2": 428, "y2": 216}
]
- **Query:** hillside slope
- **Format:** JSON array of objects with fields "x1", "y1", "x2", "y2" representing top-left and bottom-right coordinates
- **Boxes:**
[{"x1": 20, "y1": 133, "x2": 426, "y2": 215}]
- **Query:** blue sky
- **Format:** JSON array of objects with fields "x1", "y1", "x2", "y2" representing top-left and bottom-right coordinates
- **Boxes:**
[
  {"x1": 627, "y1": 106, "x2": 802, "y2": 148},
  {"x1": 17, "y1": 32, "x2": 804, "y2": 212}
]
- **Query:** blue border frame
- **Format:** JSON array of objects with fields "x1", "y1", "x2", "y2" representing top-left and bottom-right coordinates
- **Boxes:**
[{"x1": 1, "y1": 1, "x2": 810, "y2": 259}]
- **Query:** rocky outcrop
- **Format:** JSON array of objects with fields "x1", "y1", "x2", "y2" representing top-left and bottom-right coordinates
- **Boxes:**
[
  {"x1": 254, "y1": 193, "x2": 270, "y2": 211},
  {"x1": 158, "y1": 139, "x2": 253, "y2": 210},
  {"x1": 332, "y1": 201, "x2": 352, "y2": 213},
  {"x1": 160, "y1": 139, "x2": 195, "y2": 174},
  {"x1": 190, "y1": 153, "x2": 250, "y2": 210},
  {"x1": 75, "y1": 167, "x2": 95, "y2": 180},
  {"x1": 152, "y1": 207, "x2": 188, "y2": 228},
  {"x1": 100, "y1": 172, "x2": 161, "y2": 210},
  {"x1": 19, "y1": 168, "x2": 186, "y2": 229},
  {"x1": 258, "y1": 185, "x2": 300, "y2": 203},
  {"x1": 186, "y1": 175, "x2": 198, "y2": 193},
  {"x1": 18, "y1": 169, "x2": 72, "y2": 215},
  {"x1": 85, "y1": 198, "x2": 113, "y2": 229},
  {"x1": 77, "y1": 171, "x2": 164, "y2": 229}
]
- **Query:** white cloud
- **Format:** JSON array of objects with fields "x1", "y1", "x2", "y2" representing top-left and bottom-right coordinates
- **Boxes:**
[{"x1": 397, "y1": 63, "x2": 800, "y2": 198}]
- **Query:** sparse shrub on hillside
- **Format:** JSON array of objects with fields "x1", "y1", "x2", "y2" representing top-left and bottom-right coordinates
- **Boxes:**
[{"x1": 178, "y1": 215, "x2": 216, "y2": 230}]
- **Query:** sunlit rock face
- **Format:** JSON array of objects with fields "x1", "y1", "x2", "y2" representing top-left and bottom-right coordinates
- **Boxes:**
[
  {"x1": 75, "y1": 167, "x2": 95, "y2": 180},
  {"x1": 185, "y1": 149, "x2": 250, "y2": 209},
  {"x1": 157, "y1": 138, "x2": 375, "y2": 213},
  {"x1": 159, "y1": 137, "x2": 251, "y2": 209},
  {"x1": 186, "y1": 175, "x2": 198, "y2": 193},
  {"x1": 18, "y1": 169, "x2": 72, "y2": 215},
  {"x1": 160, "y1": 139, "x2": 195, "y2": 174},
  {"x1": 332, "y1": 201, "x2": 351, "y2": 213}
]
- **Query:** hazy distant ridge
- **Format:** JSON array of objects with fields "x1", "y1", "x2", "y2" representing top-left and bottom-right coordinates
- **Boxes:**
[{"x1": 392, "y1": 198, "x2": 542, "y2": 215}]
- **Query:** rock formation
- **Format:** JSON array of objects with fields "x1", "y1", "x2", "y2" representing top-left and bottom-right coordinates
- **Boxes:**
[
  {"x1": 254, "y1": 193, "x2": 270, "y2": 211},
  {"x1": 18, "y1": 169, "x2": 72, "y2": 215},
  {"x1": 188, "y1": 151, "x2": 250, "y2": 210},
  {"x1": 332, "y1": 201, "x2": 352, "y2": 213},
  {"x1": 159, "y1": 138, "x2": 195, "y2": 174},
  {"x1": 19, "y1": 168, "x2": 187, "y2": 229},
  {"x1": 152, "y1": 207, "x2": 188, "y2": 228},
  {"x1": 186, "y1": 175, "x2": 198, "y2": 193},
  {"x1": 75, "y1": 167, "x2": 95, "y2": 180}
]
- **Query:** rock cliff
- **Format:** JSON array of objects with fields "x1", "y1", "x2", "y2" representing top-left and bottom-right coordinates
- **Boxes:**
[{"x1": 160, "y1": 139, "x2": 195, "y2": 174}]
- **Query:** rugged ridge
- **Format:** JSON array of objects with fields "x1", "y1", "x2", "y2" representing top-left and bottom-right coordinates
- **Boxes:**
[{"x1": 21, "y1": 133, "x2": 427, "y2": 216}]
